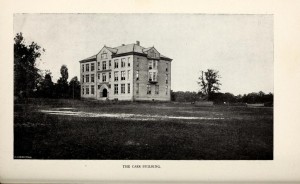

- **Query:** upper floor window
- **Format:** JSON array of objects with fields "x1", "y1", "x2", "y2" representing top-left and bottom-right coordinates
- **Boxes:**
[
  {"x1": 91, "y1": 63, "x2": 95, "y2": 71},
  {"x1": 98, "y1": 73, "x2": 100, "y2": 80},
  {"x1": 114, "y1": 71, "x2": 119, "y2": 81},
  {"x1": 128, "y1": 58, "x2": 130, "y2": 67},
  {"x1": 101, "y1": 51, "x2": 107, "y2": 59},
  {"x1": 114, "y1": 59, "x2": 119, "y2": 68},
  {"x1": 86, "y1": 74, "x2": 89, "y2": 83},
  {"x1": 82, "y1": 75, "x2": 85, "y2": 83},
  {"x1": 109, "y1": 72, "x2": 111, "y2": 80},
  {"x1": 121, "y1": 58, "x2": 126, "y2": 67},
  {"x1": 148, "y1": 60, "x2": 153, "y2": 70},
  {"x1": 102, "y1": 73, "x2": 106, "y2": 82},
  {"x1": 153, "y1": 60, "x2": 157, "y2": 69},
  {"x1": 128, "y1": 83, "x2": 130, "y2": 94},
  {"x1": 166, "y1": 74, "x2": 168, "y2": 84},
  {"x1": 137, "y1": 58, "x2": 139, "y2": 68},
  {"x1": 98, "y1": 62, "x2": 100, "y2": 70},
  {"x1": 136, "y1": 71, "x2": 139, "y2": 80},
  {"x1": 121, "y1": 71, "x2": 125, "y2": 80},
  {"x1": 109, "y1": 60, "x2": 111, "y2": 68},
  {"x1": 147, "y1": 84, "x2": 151, "y2": 95},
  {"x1": 166, "y1": 63, "x2": 168, "y2": 72},
  {"x1": 127, "y1": 70, "x2": 130, "y2": 80},
  {"x1": 148, "y1": 72, "x2": 152, "y2": 81},
  {"x1": 82, "y1": 64, "x2": 84, "y2": 72},
  {"x1": 102, "y1": 61, "x2": 106, "y2": 70},
  {"x1": 91, "y1": 74, "x2": 95, "y2": 83},
  {"x1": 153, "y1": 72, "x2": 156, "y2": 81},
  {"x1": 82, "y1": 86, "x2": 84, "y2": 95},
  {"x1": 86, "y1": 64, "x2": 89, "y2": 72}
]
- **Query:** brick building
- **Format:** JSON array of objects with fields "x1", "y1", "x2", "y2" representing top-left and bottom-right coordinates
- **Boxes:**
[{"x1": 79, "y1": 41, "x2": 172, "y2": 101}]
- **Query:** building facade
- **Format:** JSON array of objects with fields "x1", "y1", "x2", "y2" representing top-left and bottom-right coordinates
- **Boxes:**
[{"x1": 79, "y1": 41, "x2": 172, "y2": 101}]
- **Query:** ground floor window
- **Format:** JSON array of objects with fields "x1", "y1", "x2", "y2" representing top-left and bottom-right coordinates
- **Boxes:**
[
  {"x1": 136, "y1": 83, "x2": 139, "y2": 94},
  {"x1": 114, "y1": 84, "x2": 118, "y2": 94},
  {"x1": 91, "y1": 85, "x2": 94, "y2": 94},
  {"x1": 147, "y1": 84, "x2": 151, "y2": 94},
  {"x1": 82, "y1": 87, "x2": 84, "y2": 95},
  {"x1": 121, "y1": 84, "x2": 125, "y2": 94},
  {"x1": 86, "y1": 86, "x2": 89, "y2": 94},
  {"x1": 128, "y1": 83, "x2": 130, "y2": 93},
  {"x1": 155, "y1": 85, "x2": 159, "y2": 94}
]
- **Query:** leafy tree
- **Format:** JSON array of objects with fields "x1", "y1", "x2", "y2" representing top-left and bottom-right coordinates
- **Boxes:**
[
  {"x1": 37, "y1": 70, "x2": 54, "y2": 98},
  {"x1": 198, "y1": 69, "x2": 221, "y2": 100},
  {"x1": 56, "y1": 65, "x2": 69, "y2": 98},
  {"x1": 68, "y1": 76, "x2": 81, "y2": 99},
  {"x1": 14, "y1": 32, "x2": 45, "y2": 97}
]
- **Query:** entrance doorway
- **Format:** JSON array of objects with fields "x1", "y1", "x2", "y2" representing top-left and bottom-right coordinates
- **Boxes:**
[{"x1": 102, "y1": 88, "x2": 107, "y2": 97}]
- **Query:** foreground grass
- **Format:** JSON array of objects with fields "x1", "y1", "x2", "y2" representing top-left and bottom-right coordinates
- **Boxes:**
[{"x1": 14, "y1": 98, "x2": 273, "y2": 160}]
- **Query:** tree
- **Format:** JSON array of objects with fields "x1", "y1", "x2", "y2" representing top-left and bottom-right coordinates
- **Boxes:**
[
  {"x1": 14, "y1": 32, "x2": 45, "y2": 97},
  {"x1": 37, "y1": 70, "x2": 54, "y2": 98},
  {"x1": 68, "y1": 76, "x2": 81, "y2": 99},
  {"x1": 56, "y1": 65, "x2": 69, "y2": 98},
  {"x1": 198, "y1": 69, "x2": 221, "y2": 100}
]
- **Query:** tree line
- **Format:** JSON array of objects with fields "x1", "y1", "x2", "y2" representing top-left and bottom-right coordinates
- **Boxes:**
[{"x1": 14, "y1": 33, "x2": 81, "y2": 99}]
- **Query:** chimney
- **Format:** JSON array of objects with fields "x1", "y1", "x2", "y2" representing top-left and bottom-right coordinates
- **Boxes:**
[{"x1": 136, "y1": 41, "x2": 140, "y2": 46}]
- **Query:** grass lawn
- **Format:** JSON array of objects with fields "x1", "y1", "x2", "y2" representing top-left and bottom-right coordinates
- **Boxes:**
[{"x1": 14, "y1": 98, "x2": 273, "y2": 160}]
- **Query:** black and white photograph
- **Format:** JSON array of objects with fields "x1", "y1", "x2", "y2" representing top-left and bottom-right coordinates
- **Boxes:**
[{"x1": 13, "y1": 13, "x2": 274, "y2": 160}]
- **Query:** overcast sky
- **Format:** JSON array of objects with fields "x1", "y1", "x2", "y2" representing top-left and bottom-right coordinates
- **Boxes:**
[{"x1": 14, "y1": 14, "x2": 273, "y2": 95}]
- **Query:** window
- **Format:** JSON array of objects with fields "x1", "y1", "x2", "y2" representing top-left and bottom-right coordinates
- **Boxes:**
[
  {"x1": 86, "y1": 86, "x2": 89, "y2": 94},
  {"x1": 121, "y1": 58, "x2": 126, "y2": 67},
  {"x1": 91, "y1": 85, "x2": 94, "y2": 94},
  {"x1": 128, "y1": 57, "x2": 130, "y2": 67},
  {"x1": 82, "y1": 75, "x2": 85, "y2": 83},
  {"x1": 101, "y1": 51, "x2": 107, "y2": 59},
  {"x1": 91, "y1": 74, "x2": 94, "y2": 82},
  {"x1": 121, "y1": 84, "x2": 125, "y2": 94},
  {"x1": 136, "y1": 71, "x2": 139, "y2": 80},
  {"x1": 147, "y1": 84, "x2": 151, "y2": 94},
  {"x1": 82, "y1": 87, "x2": 84, "y2": 95},
  {"x1": 148, "y1": 72, "x2": 152, "y2": 81},
  {"x1": 127, "y1": 70, "x2": 130, "y2": 80},
  {"x1": 128, "y1": 83, "x2": 130, "y2": 93},
  {"x1": 114, "y1": 59, "x2": 119, "y2": 68},
  {"x1": 137, "y1": 58, "x2": 139, "y2": 67},
  {"x1": 155, "y1": 85, "x2": 159, "y2": 94},
  {"x1": 82, "y1": 64, "x2": 84, "y2": 72},
  {"x1": 148, "y1": 60, "x2": 153, "y2": 69},
  {"x1": 102, "y1": 73, "x2": 106, "y2": 82},
  {"x1": 166, "y1": 74, "x2": 168, "y2": 84},
  {"x1": 86, "y1": 64, "x2": 89, "y2": 72},
  {"x1": 86, "y1": 74, "x2": 89, "y2": 82},
  {"x1": 91, "y1": 63, "x2": 95, "y2": 71},
  {"x1": 166, "y1": 63, "x2": 168, "y2": 72},
  {"x1": 109, "y1": 60, "x2": 111, "y2": 68},
  {"x1": 108, "y1": 84, "x2": 111, "y2": 88},
  {"x1": 114, "y1": 84, "x2": 118, "y2": 94},
  {"x1": 98, "y1": 62, "x2": 100, "y2": 70},
  {"x1": 136, "y1": 83, "x2": 139, "y2": 94},
  {"x1": 153, "y1": 60, "x2": 157, "y2": 69},
  {"x1": 98, "y1": 73, "x2": 100, "y2": 80},
  {"x1": 166, "y1": 85, "x2": 168, "y2": 95},
  {"x1": 102, "y1": 61, "x2": 106, "y2": 70},
  {"x1": 114, "y1": 71, "x2": 118, "y2": 81},
  {"x1": 153, "y1": 72, "x2": 156, "y2": 81},
  {"x1": 109, "y1": 72, "x2": 111, "y2": 81},
  {"x1": 98, "y1": 85, "x2": 100, "y2": 89},
  {"x1": 121, "y1": 71, "x2": 125, "y2": 80}
]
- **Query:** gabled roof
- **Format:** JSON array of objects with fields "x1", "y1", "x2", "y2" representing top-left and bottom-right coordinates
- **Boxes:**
[{"x1": 79, "y1": 42, "x2": 172, "y2": 63}]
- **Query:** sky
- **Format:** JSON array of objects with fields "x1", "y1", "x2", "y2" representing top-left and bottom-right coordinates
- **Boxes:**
[{"x1": 14, "y1": 14, "x2": 273, "y2": 95}]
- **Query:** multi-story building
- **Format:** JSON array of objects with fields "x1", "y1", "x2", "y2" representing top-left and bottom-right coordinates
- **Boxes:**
[{"x1": 79, "y1": 41, "x2": 172, "y2": 101}]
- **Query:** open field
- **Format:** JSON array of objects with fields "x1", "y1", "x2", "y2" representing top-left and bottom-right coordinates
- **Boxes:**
[{"x1": 14, "y1": 99, "x2": 273, "y2": 160}]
